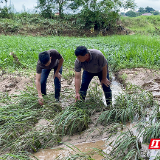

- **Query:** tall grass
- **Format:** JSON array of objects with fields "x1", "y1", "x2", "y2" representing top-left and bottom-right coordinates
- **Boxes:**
[{"x1": 0, "y1": 35, "x2": 159, "y2": 72}]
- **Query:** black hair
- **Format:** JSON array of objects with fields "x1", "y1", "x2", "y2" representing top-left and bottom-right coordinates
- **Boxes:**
[
  {"x1": 39, "y1": 51, "x2": 50, "y2": 65},
  {"x1": 75, "y1": 46, "x2": 88, "y2": 56}
]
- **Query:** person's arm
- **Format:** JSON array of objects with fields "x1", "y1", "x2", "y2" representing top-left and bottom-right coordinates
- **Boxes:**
[
  {"x1": 36, "y1": 73, "x2": 44, "y2": 105},
  {"x1": 54, "y1": 57, "x2": 64, "y2": 80},
  {"x1": 101, "y1": 64, "x2": 110, "y2": 87},
  {"x1": 75, "y1": 71, "x2": 81, "y2": 101}
]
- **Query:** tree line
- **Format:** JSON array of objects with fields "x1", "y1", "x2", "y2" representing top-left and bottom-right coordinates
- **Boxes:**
[
  {"x1": 0, "y1": 0, "x2": 136, "y2": 31},
  {"x1": 122, "y1": 6, "x2": 160, "y2": 17}
]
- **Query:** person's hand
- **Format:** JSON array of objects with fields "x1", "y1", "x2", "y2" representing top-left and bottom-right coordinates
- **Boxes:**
[
  {"x1": 75, "y1": 93, "x2": 80, "y2": 102},
  {"x1": 38, "y1": 97, "x2": 44, "y2": 106},
  {"x1": 101, "y1": 78, "x2": 111, "y2": 87},
  {"x1": 54, "y1": 72, "x2": 61, "y2": 81}
]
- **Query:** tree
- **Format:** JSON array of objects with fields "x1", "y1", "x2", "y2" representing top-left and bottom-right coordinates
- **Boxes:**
[
  {"x1": 0, "y1": 0, "x2": 7, "y2": 4},
  {"x1": 145, "y1": 6, "x2": 155, "y2": 13},
  {"x1": 153, "y1": 11, "x2": 159, "y2": 15},
  {"x1": 69, "y1": 0, "x2": 136, "y2": 30},
  {"x1": 37, "y1": 0, "x2": 70, "y2": 18},
  {"x1": 125, "y1": 10, "x2": 136, "y2": 17},
  {"x1": 0, "y1": 0, "x2": 7, "y2": 8},
  {"x1": 120, "y1": 12, "x2": 126, "y2": 16},
  {"x1": 36, "y1": 0, "x2": 54, "y2": 18},
  {"x1": 138, "y1": 7, "x2": 145, "y2": 14}
]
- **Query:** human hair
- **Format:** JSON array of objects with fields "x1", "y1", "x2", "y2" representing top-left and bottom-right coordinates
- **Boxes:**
[
  {"x1": 75, "y1": 46, "x2": 88, "y2": 56},
  {"x1": 39, "y1": 51, "x2": 50, "y2": 65}
]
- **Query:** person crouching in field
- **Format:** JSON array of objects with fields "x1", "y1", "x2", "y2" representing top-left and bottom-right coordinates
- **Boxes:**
[
  {"x1": 74, "y1": 46, "x2": 112, "y2": 106},
  {"x1": 36, "y1": 49, "x2": 64, "y2": 105}
]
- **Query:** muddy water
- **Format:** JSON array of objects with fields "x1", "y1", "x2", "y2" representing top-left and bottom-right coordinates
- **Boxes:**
[
  {"x1": 33, "y1": 76, "x2": 123, "y2": 160},
  {"x1": 34, "y1": 140, "x2": 106, "y2": 160}
]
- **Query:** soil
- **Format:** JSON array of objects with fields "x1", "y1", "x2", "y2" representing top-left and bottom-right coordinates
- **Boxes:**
[
  {"x1": 0, "y1": 74, "x2": 33, "y2": 95},
  {"x1": 1, "y1": 68, "x2": 160, "y2": 159},
  {"x1": 116, "y1": 68, "x2": 160, "y2": 105}
]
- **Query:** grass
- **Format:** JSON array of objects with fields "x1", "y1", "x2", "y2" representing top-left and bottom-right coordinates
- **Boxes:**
[{"x1": 121, "y1": 15, "x2": 160, "y2": 35}]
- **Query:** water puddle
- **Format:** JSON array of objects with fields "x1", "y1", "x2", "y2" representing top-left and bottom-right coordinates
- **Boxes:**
[{"x1": 34, "y1": 140, "x2": 106, "y2": 160}]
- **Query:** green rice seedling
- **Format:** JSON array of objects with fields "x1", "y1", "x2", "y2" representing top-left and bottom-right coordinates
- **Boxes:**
[
  {"x1": 58, "y1": 154, "x2": 95, "y2": 160},
  {"x1": 125, "y1": 84, "x2": 156, "y2": 109},
  {"x1": 0, "y1": 85, "x2": 62, "y2": 155},
  {"x1": 52, "y1": 88, "x2": 105, "y2": 136},
  {"x1": 105, "y1": 130, "x2": 142, "y2": 160},
  {"x1": 9, "y1": 129, "x2": 61, "y2": 153},
  {"x1": 52, "y1": 105, "x2": 90, "y2": 136},
  {"x1": 98, "y1": 84, "x2": 157, "y2": 125},
  {"x1": 41, "y1": 94, "x2": 62, "y2": 119},
  {"x1": 0, "y1": 151, "x2": 37, "y2": 160},
  {"x1": 137, "y1": 122, "x2": 160, "y2": 144},
  {"x1": 103, "y1": 123, "x2": 123, "y2": 135},
  {"x1": 76, "y1": 85, "x2": 105, "y2": 114},
  {"x1": 0, "y1": 92, "x2": 11, "y2": 105},
  {"x1": 154, "y1": 152, "x2": 160, "y2": 160},
  {"x1": 62, "y1": 69, "x2": 74, "y2": 81},
  {"x1": 98, "y1": 95, "x2": 142, "y2": 125}
]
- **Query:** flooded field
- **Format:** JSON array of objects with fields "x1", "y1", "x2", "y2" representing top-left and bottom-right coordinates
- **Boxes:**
[{"x1": 0, "y1": 68, "x2": 160, "y2": 160}]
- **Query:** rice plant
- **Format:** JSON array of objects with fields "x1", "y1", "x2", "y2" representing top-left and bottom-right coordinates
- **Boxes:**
[
  {"x1": 10, "y1": 129, "x2": 61, "y2": 153},
  {"x1": 57, "y1": 153, "x2": 95, "y2": 160},
  {"x1": 98, "y1": 84, "x2": 157, "y2": 125},
  {"x1": 55, "y1": 143, "x2": 98, "y2": 160},
  {"x1": 0, "y1": 85, "x2": 62, "y2": 156},
  {"x1": 0, "y1": 151, "x2": 37, "y2": 160},
  {"x1": 52, "y1": 105, "x2": 91, "y2": 136},
  {"x1": 102, "y1": 130, "x2": 143, "y2": 160},
  {"x1": 52, "y1": 86, "x2": 105, "y2": 136},
  {"x1": 137, "y1": 122, "x2": 160, "y2": 144}
]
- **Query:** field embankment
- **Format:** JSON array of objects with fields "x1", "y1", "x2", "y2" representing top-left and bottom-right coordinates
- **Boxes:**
[
  {"x1": 121, "y1": 15, "x2": 160, "y2": 35},
  {"x1": 0, "y1": 15, "x2": 160, "y2": 36}
]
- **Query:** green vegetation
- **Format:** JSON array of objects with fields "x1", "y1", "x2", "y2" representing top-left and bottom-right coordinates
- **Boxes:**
[
  {"x1": 1, "y1": 80, "x2": 159, "y2": 159},
  {"x1": 124, "y1": 6, "x2": 160, "y2": 17},
  {"x1": 121, "y1": 15, "x2": 160, "y2": 35},
  {"x1": 98, "y1": 85, "x2": 157, "y2": 125},
  {"x1": 0, "y1": 86, "x2": 62, "y2": 154},
  {"x1": 0, "y1": 11, "x2": 160, "y2": 159},
  {"x1": 0, "y1": 34, "x2": 159, "y2": 73}
]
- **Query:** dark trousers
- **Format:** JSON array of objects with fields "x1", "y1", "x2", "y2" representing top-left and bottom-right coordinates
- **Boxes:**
[
  {"x1": 40, "y1": 66, "x2": 62, "y2": 100},
  {"x1": 80, "y1": 70, "x2": 112, "y2": 105}
]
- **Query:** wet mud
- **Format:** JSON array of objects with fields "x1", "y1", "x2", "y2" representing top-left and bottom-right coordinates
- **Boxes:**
[{"x1": 1, "y1": 68, "x2": 160, "y2": 159}]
